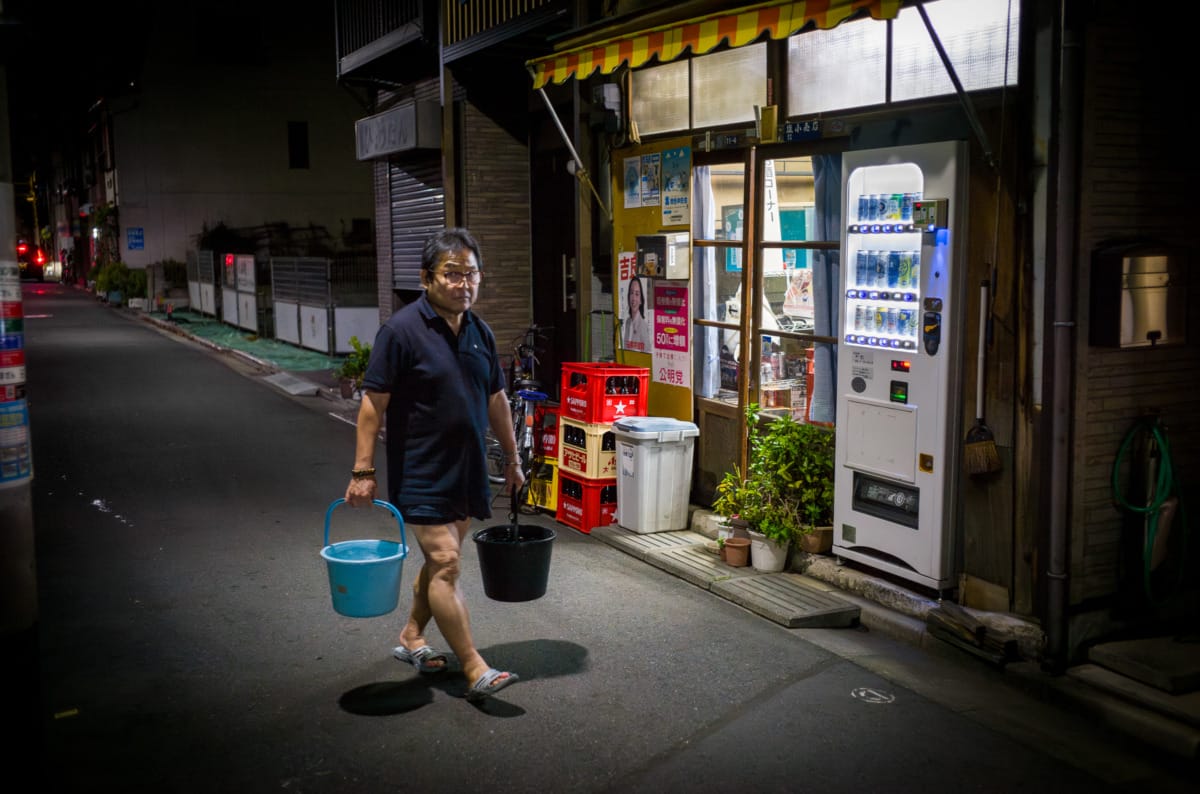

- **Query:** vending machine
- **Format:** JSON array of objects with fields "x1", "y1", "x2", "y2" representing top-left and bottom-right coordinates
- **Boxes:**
[{"x1": 833, "y1": 141, "x2": 968, "y2": 591}]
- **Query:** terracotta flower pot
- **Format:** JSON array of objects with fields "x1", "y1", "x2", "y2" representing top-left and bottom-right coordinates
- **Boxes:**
[
  {"x1": 724, "y1": 537, "x2": 751, "y2": 567},
  {"x1": 799, "y1": 526, "x2": 833, "y2": 554},
  {"x1": 728, "y1": 517, "x2": 751, "y2": 539}
]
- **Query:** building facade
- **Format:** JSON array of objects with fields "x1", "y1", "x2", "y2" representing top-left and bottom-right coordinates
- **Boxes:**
[{"x1": 337, "y1": 0, "x2": 1197, "y2": 669}]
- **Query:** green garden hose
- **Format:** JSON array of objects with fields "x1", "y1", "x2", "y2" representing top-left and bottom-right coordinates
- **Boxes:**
[{"x1": 1111, "y1": 417, "x2": 1189, "y2": 604}]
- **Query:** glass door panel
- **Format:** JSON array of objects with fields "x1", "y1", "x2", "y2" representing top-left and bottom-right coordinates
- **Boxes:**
[
  {"x1": 692, "y1": 161, "x2": 748, "y2": 404},
  {"x1": 757, "y1": 155, "x2": 840, "y2": 425}
]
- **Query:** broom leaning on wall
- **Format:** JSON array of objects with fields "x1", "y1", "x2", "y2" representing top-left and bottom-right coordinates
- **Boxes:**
[{"x1": 964, "y1": 280, "x2": 1002, "y2": 476}]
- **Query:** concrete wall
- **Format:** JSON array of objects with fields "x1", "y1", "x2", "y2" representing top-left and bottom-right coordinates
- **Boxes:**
[{"x1": 112, "y1": 6, "x2": 372, "y2": 268}]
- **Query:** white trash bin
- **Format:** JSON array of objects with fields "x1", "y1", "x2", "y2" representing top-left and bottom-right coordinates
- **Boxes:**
[{"x1": 611, "y1": 417, "x2": 700, "y2": 533}]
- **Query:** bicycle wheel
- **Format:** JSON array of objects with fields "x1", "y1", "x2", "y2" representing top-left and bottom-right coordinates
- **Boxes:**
[{"x1": 485, "y1": 428, "x2": 506, "y2": 484}]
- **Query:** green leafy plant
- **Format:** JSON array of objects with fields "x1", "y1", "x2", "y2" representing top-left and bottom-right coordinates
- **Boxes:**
[
  {"x1": 712, "y1": 404, "x2": 835, "y2": 545},
  {"x1": 95, "y1": 261, "x2": 141, "y2": 298},
  {"x1": 334, "y1": 335, "x2": 372, "y2": 390}
]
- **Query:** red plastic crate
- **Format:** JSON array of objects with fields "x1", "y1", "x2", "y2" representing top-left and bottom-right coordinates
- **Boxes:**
[
  {"x1": 555, "y1": 470, "x2": 617, "y2": 534},
  {"x1": 536, "y1": 403, "x2": 560, "y2": 461},
  {"x1": 560, "y1": 363, "x2": 648, "y2": 424}
]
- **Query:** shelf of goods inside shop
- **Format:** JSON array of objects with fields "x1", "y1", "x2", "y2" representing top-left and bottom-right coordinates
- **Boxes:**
[
  {"x1": 560, "y1": 363, "x2": 648, "y2": 424},
  {"x1": 558, "y1": 416, "x2": 617, "y2": 480},
  {"x1": 760, "y1": 348, "x2": 817, "y2": 423},
  {"x1": 555, "y1": 470, "x2": 617, "y2": 534}
]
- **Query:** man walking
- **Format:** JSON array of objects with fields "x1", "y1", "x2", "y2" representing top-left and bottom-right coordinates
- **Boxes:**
[{"x1": 345, "y1": 228, "x2": 524, "y2": 702}]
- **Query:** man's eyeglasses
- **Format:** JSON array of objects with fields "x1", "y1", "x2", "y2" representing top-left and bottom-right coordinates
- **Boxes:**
[{"x1": 438, "y1": 269, "x2": 482, "y2": 286}]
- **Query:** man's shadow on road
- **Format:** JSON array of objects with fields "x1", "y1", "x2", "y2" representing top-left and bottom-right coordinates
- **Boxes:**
[{"x1": 338, "y1": 638, "x2": 587, "y2": 718}]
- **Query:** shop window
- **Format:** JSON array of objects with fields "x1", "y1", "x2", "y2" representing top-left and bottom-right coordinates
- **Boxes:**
[
  {"x1": 631, "y1": 61, "x2": 689, "y2": 136},
  {"x1": 691, "y1": 44, "x2": 767, "y2": 129},
  {"x1": 786, "y1": 0, "x2": 1019, "y2": 117},
  {"x1": 787, "y1": 18, "x2": 886, "y2": 116},
  {"x1": 288, "y1": 121, "x2": 310, "y2": 170},
  {"x1": 632, "y1": 44, "x2": 767, "y2": 137},
  {"x1": 891, "y1": 0, "x2": 1019, "y2": 101}
]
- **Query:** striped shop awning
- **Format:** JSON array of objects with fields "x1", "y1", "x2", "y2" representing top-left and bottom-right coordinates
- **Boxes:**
[{"x1": 527, "y1": 0, "x2": 901, "y2": 89}]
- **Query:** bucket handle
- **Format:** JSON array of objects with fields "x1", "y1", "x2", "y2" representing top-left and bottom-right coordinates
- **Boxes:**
[{"x1": 323, "y1": 498, "x2": 407, "y2": 555}]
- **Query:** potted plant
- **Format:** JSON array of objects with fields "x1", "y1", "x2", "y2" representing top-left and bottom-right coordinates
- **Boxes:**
[
  {"x1": 333, "y1": 335, "x2": 371, "y2": 398},
  {"x1": 712, "y1": 404, "x2": 836, "y2": 570},
  {"x1": 790, "y1": 419, "x2": 836, "y2": 554},
  {"x1": 711, "y1": 464, "x2": 759, "y2": 539}
]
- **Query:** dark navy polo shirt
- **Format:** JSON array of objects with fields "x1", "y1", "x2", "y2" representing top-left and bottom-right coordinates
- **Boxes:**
[{"x1": 361, "y1": 293, "x2": 505, "y2": 520}]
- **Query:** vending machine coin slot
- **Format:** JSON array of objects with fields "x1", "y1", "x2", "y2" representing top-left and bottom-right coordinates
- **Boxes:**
[{"x1": 923, "y1": 312, "x2": 941, "y2": 355}]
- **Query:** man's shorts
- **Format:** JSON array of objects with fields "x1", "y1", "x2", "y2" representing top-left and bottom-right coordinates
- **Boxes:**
[{"x1": 401, "y1": 505, "x2": 469, "y2": 526}]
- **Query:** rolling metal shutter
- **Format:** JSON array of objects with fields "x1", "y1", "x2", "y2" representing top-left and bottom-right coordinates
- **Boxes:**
[{"x1": 389, "y1": 157, "x2": 444, "y2": 290}]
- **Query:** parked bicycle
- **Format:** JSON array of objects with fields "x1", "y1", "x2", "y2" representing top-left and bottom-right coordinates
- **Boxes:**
[{"x1": 486, "y1": 324, "x2": 554, "y2": 492}]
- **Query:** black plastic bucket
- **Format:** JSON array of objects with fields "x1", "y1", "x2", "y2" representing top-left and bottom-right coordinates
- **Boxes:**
[{"x1": 472, "y1": 489, "x2": 556, "y2": 602}]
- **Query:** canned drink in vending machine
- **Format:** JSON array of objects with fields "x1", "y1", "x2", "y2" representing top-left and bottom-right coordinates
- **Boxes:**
[
  {"x1": 901, "y1": 193, "x2": 915, "y2": 222},
  {"x1": 886, "y1": 308, "x2": 898, "y2": 335},
  {"x1": 854, "y1": 304, "x2": 865, "y2": 331},
  {"x1": 866, "y1": 194, "x2": 879, "y2": 221},
  {"x1": 856, "y1": 250, "x2": 868, "y2": 287},
  {"x1": 898, "y1": 309, "x2": 912, "y2": 337},
  {"x1": 910, "y1": 250, "x2": 921, "y2": 288},
  {"x1": 858, "y1": 195, "x2": 870, "y2": 222},
  {"x1": 872, "y1": 251, "x2": 887, "y2": 286},
  {"x1": 873, "y1": 305, "x2": 887, "y2": 333},
  {"x1": 886, "y1": 251, "x2": 901, "y2": 288},
  {"x1": 875, "y1": 194, "x2": 888, "y2": 222},
  {"x1": 897, "y1": 250, "x2": 913, "y2": 288},
  {"x1": 887, "y1": 193, "x2": 902, "y2": 221}
]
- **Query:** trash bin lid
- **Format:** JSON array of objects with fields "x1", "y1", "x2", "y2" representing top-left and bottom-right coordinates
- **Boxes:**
[{"x1": 612, "y1": 416, "x2": 700, "y2": 441}]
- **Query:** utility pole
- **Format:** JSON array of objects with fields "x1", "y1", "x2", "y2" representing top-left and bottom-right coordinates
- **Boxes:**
[
  {"x1": 1, "y1": 64, "x2": 40, "y2": 633},
  {"x1": 2, "y1": 2, "x2": 44, "y2": 762}
]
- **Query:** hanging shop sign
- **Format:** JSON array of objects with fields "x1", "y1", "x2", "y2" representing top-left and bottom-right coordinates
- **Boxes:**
[{"x1": 355, "y1": 101, "x2": 441, "y2": 161}]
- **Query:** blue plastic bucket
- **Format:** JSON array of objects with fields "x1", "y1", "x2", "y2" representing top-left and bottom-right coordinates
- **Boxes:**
[{"x1": 320, "y1": 499, "x2": 408, "y2": 618}]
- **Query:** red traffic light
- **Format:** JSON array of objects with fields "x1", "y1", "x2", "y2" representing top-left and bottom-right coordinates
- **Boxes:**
[{"x1": 16, "y1": 242, "x2": 28, "y2": 255}]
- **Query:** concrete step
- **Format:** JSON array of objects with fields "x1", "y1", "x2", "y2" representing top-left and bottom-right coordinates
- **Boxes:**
[
  {"x1": 1069, "y1": 663, "x2": 1200, "y2": 729},
  {"x1": 1088, "y1": 635, "x2": 1200, "y2": 695},
  {"x1": 591, "y1": 525, "x2": 860, "y2": 629}
]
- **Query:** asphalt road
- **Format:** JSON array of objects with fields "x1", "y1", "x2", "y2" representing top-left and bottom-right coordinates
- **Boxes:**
[{"x1": 7, "y1": 283, "x2": 1191, "y2": 792}]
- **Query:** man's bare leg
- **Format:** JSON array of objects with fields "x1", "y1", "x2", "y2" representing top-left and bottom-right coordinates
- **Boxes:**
[{"x1": 406, "y1": 519, "x2": 510, "y2": 688}]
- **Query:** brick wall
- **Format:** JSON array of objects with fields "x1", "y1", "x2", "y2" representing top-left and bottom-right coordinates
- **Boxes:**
[
  {"x1": 1071, "y1": 13, "x2": 1198, "y2": 603},
  {"x1": 460, "y1": 100, "x2": 532, "y2": 359}
]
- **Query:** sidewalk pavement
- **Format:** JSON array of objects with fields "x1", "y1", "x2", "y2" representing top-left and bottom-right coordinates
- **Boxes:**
[{"x1": 132, "y1": 304, "x2": 1200, "y2": 764}]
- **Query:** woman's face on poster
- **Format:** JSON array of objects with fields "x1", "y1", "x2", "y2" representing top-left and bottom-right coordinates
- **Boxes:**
[{"x1": 629, "y1": 278, "x2": 644, "y2": 312}]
